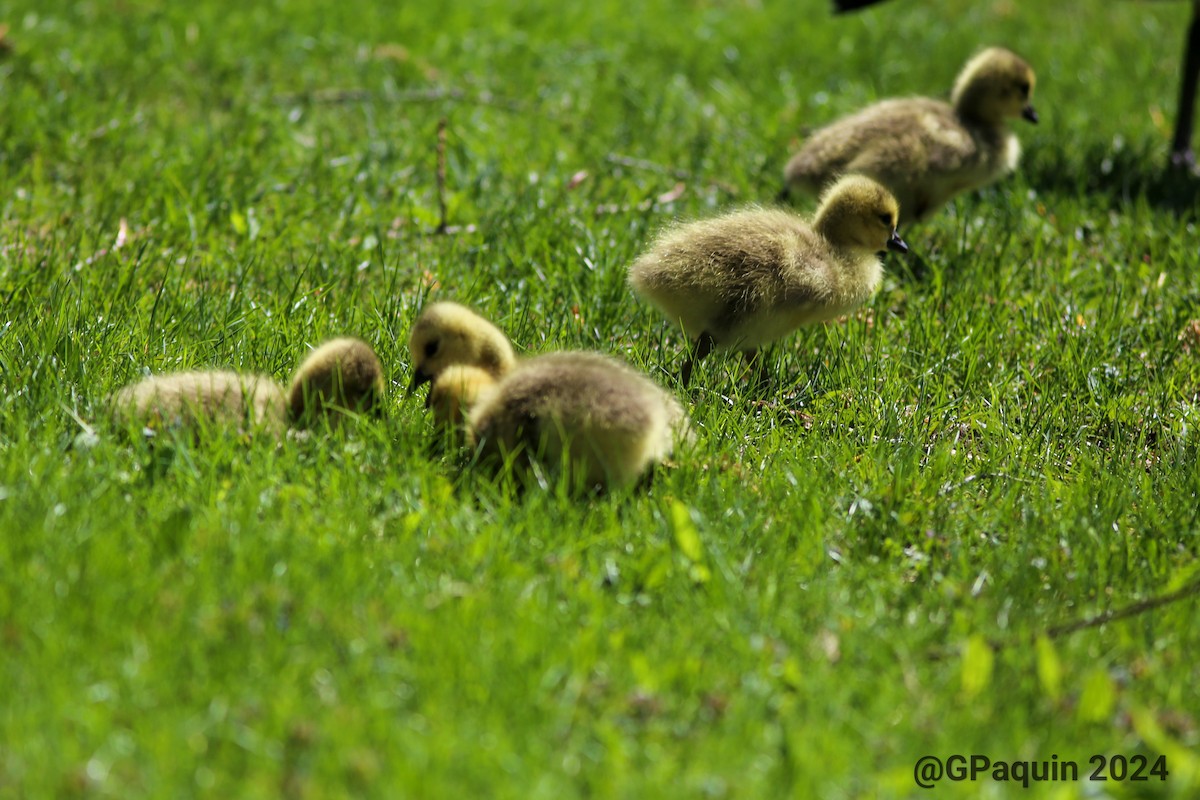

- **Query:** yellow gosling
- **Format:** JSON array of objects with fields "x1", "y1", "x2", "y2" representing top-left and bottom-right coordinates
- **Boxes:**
[
  {"x1": 288, "y1": 337, "x2": 385, "y2": 426},
  {"x1": 630, "y1": 175, "x2": 905, "y2": 384},
  {"x1": 407, "y1": 301, "x2": 517, "y2": 392},
  {"x1": 463, "y1": 351, "x2": 691, "y2": 491},
  {"x1": 427, "y1": 364, "x2": 498, "y2": 429},
  {"x1": 111, "y1": 370, "x2": 287, "y2": 435}
]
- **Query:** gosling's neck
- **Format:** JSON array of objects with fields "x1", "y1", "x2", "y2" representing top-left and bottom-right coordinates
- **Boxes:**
[
  {"x1": 481, "y1": 340, "x2": 517, "y2": 377},
  {"x1": 813, "y1": 206, "x2": 875, "y2": 259},
  {"x1": 952, "y1": 89, "x2": 1008, "y2": 129}
]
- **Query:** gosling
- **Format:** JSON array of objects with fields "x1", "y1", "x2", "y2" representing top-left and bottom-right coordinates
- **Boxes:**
[
  {"x1": 782, "y1": 47, "x2": 1038, "y2": 222},
  {"x1": 288, "y1": 337, "x2": 385, "y2": 426},
  {"x1": 437, "y1": 352, "x2": 690, "y2": 491},
  {"x1": 110, "y1": 371, "x2": 288, "y2": 435},
  {"x1": 407, "y1": 301, "x2": 517, "y2": 392},
  {"x1": 426, "y1": 364, "x2": 498, "y2": 429},
  {"x1": 629, "y1": 174, "x2": 906, "y2": 385}
]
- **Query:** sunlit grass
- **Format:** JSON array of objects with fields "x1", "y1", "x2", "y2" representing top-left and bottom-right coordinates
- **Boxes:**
[{"x1": 2, "y1": 0, "x2": 1199, "y2": 797}]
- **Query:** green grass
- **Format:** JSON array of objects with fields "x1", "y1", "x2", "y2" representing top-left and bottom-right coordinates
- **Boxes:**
[{"x1": 3, "y1": 0, "x2": 1200, "y2": 796}]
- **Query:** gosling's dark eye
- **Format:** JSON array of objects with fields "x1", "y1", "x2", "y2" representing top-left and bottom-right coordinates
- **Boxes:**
[
  {"x1": 878, "y1": 213, "x2": 892, "y2": 227},
  {"x1": 1016, "y1": 80, "x2": 1031, "y2": 97},
  {"x1": 424, "y1": 340, "x2": 440, "y2": 358}
]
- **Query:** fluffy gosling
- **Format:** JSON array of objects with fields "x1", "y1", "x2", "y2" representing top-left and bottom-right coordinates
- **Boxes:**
[
  {"x1": 407, "y1": 301, "x2": 517, "y2": 392},
  {"x1": 426, "y1": 364, "x2": 498, "y2": 429},
  {"x1": 110, "y1": 371, "x2": 288, "y2": 435},
  {"x1": 782, "y1": 47, "x2": 1037, "y2": 222},
  {"x1": 629, "y1": 174, "x2": 906, "y2": 385},
  {"x1": 288, "y1": 337, "x2": 385, "y2": 426},
  {"x1": 440, "y1": 351, "x2": 690, "y2": 491}
]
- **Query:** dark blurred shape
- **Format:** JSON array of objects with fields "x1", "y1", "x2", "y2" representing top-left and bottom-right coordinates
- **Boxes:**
[
  {"x1": 1174, "y1": 2, "x2": 1200, "y2": 169},
  {"x1": 832, "y1": 0, "x2": 891, "y2": 9}
]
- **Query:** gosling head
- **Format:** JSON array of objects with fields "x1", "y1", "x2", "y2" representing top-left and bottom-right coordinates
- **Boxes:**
[
  {"x1": 427, "y1": 365, "x2": 497, "y2": 428},
  {"x1": 813, "y1": 175, "x2": 907, "y2": 256},
  {"x1": 289, "y1": 337, "x2": 386, "y2": 426},
  {"x1": 407, "y1": 302, "x2": 516, "y2": 393},
  {"x1": 951, "y1": 47, "x2": 1038, "y2": 126}
]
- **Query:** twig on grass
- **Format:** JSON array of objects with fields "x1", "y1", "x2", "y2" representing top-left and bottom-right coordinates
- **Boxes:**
[
  {"x1": 1041, "y1": 577, "x2": 1200, "y2": 641},
  {"x1": 605, "y1": 153, "x2": 741, "y2": 197},
  {"x1": 927, "y1": 577, "x2": 1200, "y2": 661},
  {"x1": 594, "y1": 186, "x2": 687, "y2": 217},
  {"x1": 275, "y1": 88, "x2": 372, "y2": 104},
  {"x1": 273, "y1": 87, "x2": 526, "y2": 113},
  {"x1": 436, "y1": 117, "x2": 449, "y2": 235},
  {"x1": 420, "y1": 118, "x2": 477, "y2": 237},
  {"x1": 937, "y1": 472, "x2": 1032, "y2": 496}
]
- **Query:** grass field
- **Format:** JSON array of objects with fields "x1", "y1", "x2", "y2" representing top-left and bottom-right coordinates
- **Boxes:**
[{"x1": 3, "y1": 0, "x2": 1200, "y2": 796}]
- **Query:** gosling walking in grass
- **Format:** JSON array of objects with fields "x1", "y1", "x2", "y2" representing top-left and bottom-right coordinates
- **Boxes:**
[
  {"x1": 630, "y1": 174, "x2": 906, "y2": 386},
  {"x1": 782, "y1": 47, "x2": 1038, "y2": 222}
]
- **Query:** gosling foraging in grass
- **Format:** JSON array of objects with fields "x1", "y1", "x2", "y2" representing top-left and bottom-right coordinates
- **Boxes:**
[
  {"x1": 111, "y1": 371, "x2": 288, "y2": 435},
  {"x1": 288, "y1": 337, "x2": 385, "y2": 426},
  {"x1": 407, "y1": 301, "x2": 517, "y2": 392},
  {"x1": 426, "y1": 364, "x2": 498, "y2": 429},
  {"x1": 436, "y1": 351, "x2": 690, "y2": 491},
  {"x1": 782, "y1": 47, "x2": 1038, "y2": 222},
  {"x1": 630, "y1": 174, "x2": 906, "y2": 385}
]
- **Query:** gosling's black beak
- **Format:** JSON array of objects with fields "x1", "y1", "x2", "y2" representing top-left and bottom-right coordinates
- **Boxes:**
[
  {"x1": 1022, "y1": 105, "x2": 1039, "y2": 124},
  {"x1": 886, "y1": 230, "x2": 908, "y2": 254},
  {"x1": 406, "y1": 369, "x2": 431, "y2": 397}
]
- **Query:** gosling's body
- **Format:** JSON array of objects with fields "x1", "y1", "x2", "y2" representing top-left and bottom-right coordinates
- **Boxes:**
[
  {"x1": 630, "y1": 175, "x2": 905, "y2": 382},
  {"x1": 288, "y1": 337, "x2": 385, "y2": 425},
  {"x1": 408, "y1": 302, "x2": 516, "y2": 390},
  {"x1": 786, "y1": 97, "x2": 1016, "y2": 220},
  {"x1": 111, "y1": 371, "x2": 287, "y2": 433},
  {"x1": 631, "y1": 207, "x2": 881, "y2": 350},
  {"x1": 783, "y1": 47, "x2": 1038, "y2": 222},
  {"x1": 464, "y1": 352, "x2": 690, "y2": 490}
]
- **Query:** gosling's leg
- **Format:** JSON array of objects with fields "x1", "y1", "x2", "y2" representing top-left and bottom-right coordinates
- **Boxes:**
[{"x1": 680, "y1": 331, "x2": 716, "y2": 387}]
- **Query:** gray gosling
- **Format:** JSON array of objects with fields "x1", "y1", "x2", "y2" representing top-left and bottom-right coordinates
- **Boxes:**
[
  {"x1": 288, "y1": 337, "x2": 385, "y2": 426},
  {"x1": 111, "y1": 371, "x2": 288, "y2": 435},
  {"x1": 433, "y1": 352, "x2": 691, "y2": 491},
  {"x1": 629, "y1": 174, "x2": 906, "y2": 385},
  {"x1": 407, "y1": 302, "x2": 517, "y2": 393},
  {"x1": 782, "y1": 47, "x2": 1038, "y2": 222}
]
